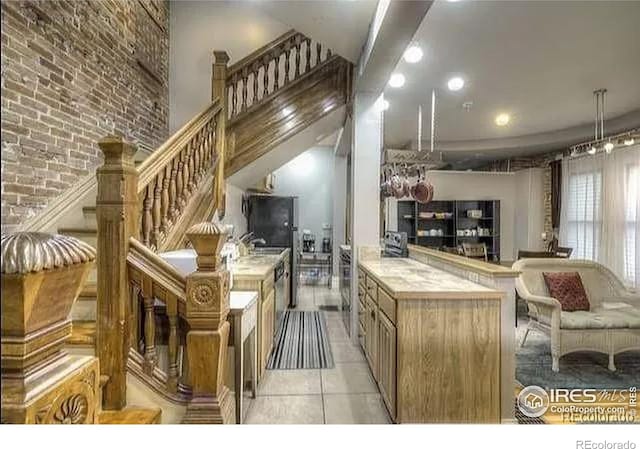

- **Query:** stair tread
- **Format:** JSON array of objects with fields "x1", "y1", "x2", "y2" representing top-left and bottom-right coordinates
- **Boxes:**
[
  {"x1": 79, "y1": 281, "x2": 97, "y2": 298},
  {"x1": 68, "y1": 321, "x2": 96, "y2": 346},
  {"x1": 98, "y1": 407, "x2": 161, "y2": 424}
]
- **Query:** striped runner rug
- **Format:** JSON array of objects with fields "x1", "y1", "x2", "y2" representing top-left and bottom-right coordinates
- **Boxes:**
[{"x1": 267, "y1": 311, "x2": 334, "y2": 370}]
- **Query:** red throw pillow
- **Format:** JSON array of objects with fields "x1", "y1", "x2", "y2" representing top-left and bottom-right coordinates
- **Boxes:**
[{"x1": 542, "y1": 272, "x2": 590, "y2": 312}]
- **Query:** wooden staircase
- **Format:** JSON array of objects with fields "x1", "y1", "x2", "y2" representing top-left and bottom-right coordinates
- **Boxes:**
[{"x1": 24, "y1": 29, "x2": 353, "y2": 424}]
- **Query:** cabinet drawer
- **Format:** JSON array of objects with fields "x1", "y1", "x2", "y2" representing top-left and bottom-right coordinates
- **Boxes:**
[
  {"x1": 365, "y1": 277, "x2": 378, "y2": 302},
  {"x1": 378, "y1": 288, "x2": 396, "y2": 324}
]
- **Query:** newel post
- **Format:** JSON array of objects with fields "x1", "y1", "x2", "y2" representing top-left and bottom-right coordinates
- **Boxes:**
[
  {"x1": 96, "y1": 136, "x2": 139, "y2": 410},
  {"x1": 212, "y1": 51, "x2": 229, "y2": 218},
  {"x1": 182, "y1": 222, "x2": 234, "y2": 424}
]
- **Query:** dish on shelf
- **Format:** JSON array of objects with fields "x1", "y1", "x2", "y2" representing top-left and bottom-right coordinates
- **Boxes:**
[{"x1": 418, "y1": 212, "x2": 435, "y2": 219}]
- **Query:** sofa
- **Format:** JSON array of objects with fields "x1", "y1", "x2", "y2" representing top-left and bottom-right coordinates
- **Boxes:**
[{"x1": 513, "y1": 258, "x2": 640, "y2": 372}]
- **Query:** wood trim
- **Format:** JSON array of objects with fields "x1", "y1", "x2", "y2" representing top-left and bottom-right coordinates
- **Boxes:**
[
  {"x1": 17, "y1": 172, "x2": 95, "y2": 232},
  {"x1": 226, "y1": 30, "x2": 298, "y2": 78},
  {"x1": 127, "y1": 350, "x2": 190, "y2": 405},
  {"x1": 408, "y1": 245, "x2": 519, "y2": 278},
  {"x1": 137, "y1": 99, "x2": 221, "y2": 192}
]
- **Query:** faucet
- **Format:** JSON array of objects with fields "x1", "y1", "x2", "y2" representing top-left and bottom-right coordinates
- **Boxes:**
[{"x1": 248, "y1": 238, "x2": 266, "y2": 253}]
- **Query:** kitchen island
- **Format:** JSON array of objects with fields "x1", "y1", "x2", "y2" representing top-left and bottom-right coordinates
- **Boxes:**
[
  {"x1": 231, "y1": 249, "x2": 290, "y2": 381},
  {"x1": 357, "y1": 255, "x2": 509, "y2": 424}
]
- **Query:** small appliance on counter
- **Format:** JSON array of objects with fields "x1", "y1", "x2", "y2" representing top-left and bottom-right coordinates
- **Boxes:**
[
  {"x1": 382, "y1": 231, "x2": 408, "y2": 258},
  {"x1": 302, "y1": 232, "x2": 316, "y2": 253},
  {"x1": 322, "y1": 237, "x2": 331, "y2": 253}
]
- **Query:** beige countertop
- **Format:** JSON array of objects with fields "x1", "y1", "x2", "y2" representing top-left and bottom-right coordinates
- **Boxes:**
[
  {"x1": 358, "y1": 257, "x2": 503, "y2": 300},
  {"x1": 231, "y1": 248, "x2": 290, "y2": 281}
]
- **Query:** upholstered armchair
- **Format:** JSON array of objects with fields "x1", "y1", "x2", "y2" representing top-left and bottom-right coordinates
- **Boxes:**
[{"x1": 513, "y1": 258, "x2": 640, "y2": 372}]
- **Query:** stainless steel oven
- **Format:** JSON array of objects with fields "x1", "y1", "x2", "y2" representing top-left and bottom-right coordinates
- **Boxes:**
[{"x1": 274, "y1": 261, "x2": 286, "y2": 325}]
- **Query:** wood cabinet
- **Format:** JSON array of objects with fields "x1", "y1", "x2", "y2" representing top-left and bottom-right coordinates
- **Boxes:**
[
  {"x1": 260, "y1": 288, "x2": 275, "y2": 378},
  {"x1": 363, "y1": 292, "x2": 378, "y2": 381},
  {"x1": 377, "y1": 310, "x2": 396, "y2": 419}
]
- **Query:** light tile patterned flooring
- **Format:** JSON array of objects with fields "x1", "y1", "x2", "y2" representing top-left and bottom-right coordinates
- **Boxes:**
[{"x1": 243, "y1": 285, "x2": 391, "y2": 424}]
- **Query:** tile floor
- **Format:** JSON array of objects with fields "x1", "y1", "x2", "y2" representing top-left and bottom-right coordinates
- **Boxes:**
[{"x1": 243, "y1": 285, "x2": 391, "y2": 424}]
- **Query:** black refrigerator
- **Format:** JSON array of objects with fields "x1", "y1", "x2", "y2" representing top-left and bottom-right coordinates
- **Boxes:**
[{"x1": 247, "y1": 195, "x2": 299, "y2": 307}]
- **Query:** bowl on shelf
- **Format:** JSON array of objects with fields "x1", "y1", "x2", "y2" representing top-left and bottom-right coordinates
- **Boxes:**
[
  {"x1": 419, "y1": 212, "x2": 435, "y2": 219},
  {"x1": 467, "y1": 209, "x2": 483, "y2": 218}
]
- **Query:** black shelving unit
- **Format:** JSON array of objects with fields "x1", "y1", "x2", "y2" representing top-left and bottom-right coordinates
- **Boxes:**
[{"x1": 397, "y1": 200, "x2": 501, "y2": 261}]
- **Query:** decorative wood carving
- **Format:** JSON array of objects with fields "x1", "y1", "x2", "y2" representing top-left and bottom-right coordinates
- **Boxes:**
[
  {"x1": 1, "y1": 232, "x2": 99, "y2": 424},
  {"x1": 182, "y1": 222, "x2": 234, "y2": 424}
]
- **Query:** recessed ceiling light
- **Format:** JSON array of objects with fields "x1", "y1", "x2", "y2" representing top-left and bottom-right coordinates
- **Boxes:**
[
  {"x1": 624, "y1": 138, "x2": 635, "y2": 146},
  {"x1": 403, "y1": 46, "x2": 423, "y2": 63},
  {"x1": 495, "y1": 113, "x2": 510, "y2": 126},
  {"x1": 604, "y1": 141, "x2": 614, "y2": 153},
  {"x1": 447, "y1": 76, "x2": 464, "y2": 91},
  {"x1": 388, "y1": 73, "x2": 405, "y2": 88}
]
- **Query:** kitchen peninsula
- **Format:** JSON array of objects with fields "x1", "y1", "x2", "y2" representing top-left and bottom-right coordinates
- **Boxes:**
[{"x1": 357, "y1": 246, "x2": 518, "y2": 423}]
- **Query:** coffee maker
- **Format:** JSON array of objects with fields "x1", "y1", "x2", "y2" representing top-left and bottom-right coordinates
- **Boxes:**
[{"x1": 302, "y1": 233, "x2": 315, "y2": 253}]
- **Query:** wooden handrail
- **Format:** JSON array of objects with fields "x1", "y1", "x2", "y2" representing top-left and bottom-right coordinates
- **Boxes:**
[
  {"x1": 137, "y1": 99, "x2": 221, "y2": 192},
  {"x1": 227, "y1": 30, "x2": 298, "y2": 78},
  {"x1": 127, "y1": 237, "x2": 187, "y2": 295}
]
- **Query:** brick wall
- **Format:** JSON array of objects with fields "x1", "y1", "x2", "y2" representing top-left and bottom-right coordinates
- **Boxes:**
[{"x1": 1, "y1": 0, "x2": 169, "y2": 233}]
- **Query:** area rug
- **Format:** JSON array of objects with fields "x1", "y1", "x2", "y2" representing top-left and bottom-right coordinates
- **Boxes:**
[
  {"x1": 516, "y1": 332, "x2": 640, "y2": 390},
  {"x1": 267, "y1": 311, "x2": 334, "y2": 370}
]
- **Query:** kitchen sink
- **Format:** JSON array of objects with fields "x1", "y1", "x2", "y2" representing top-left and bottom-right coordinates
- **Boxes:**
[{"x1": 250, "y1": 247, "x2": 286, "y2": 256}]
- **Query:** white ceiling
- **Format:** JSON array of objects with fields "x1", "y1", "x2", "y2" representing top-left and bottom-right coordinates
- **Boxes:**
[
  {"x1": 383, "y1": 0, "x2": 640, "y2": 156},
  {"x1": 254, "y1": 0, "x2": 378, "y2": 63}
]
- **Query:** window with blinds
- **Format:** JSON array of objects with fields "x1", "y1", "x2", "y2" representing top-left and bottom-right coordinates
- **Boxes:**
[
  {"x1": 566, "y1": 170, "x2": 602, "y2": 260},
  {"x1": 625, "y1": 164, "x2": 638, "y2": 284}
]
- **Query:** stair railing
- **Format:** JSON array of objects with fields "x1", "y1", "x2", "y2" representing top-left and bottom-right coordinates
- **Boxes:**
[
  {"x1": 226, "y1": 30, "x2": 333, "y2": 121},
  {"x1": 95, "y1": 95, "x2": 227, "y2": 410}
]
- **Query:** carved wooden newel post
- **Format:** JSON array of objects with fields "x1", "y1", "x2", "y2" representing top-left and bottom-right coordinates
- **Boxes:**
[
  {"x1": 212, "y1": 51, "x2": 229, "y2": 218},
  {"x1": 96, "y1": 136, "x2": 139, "y2": 410},
  {"x1": 1, "y1": 233, "x2": 99, "y2": 423},
  {"x1": 182, "y1": 222, "x2": 234, "y2": 424}
]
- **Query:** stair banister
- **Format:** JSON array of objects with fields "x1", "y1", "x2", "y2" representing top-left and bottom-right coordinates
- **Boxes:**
[
  {"x1": 96, "y1": 137, "x2": 139, "y2": 410},
  {"x1": 212, "y1": 51, "x2": 229, "y2": 218}
]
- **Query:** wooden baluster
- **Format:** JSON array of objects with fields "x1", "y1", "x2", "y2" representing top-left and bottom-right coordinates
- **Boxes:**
[
  {"x1": 263, "y1": 55, "x2": 269, "y2": 98},
  {"x1": 284, "y1": 42, "x2": 291, "y2": 84},
  {"x1": 327, "y1": 48, "x2": 332, "y2": 58},
  {"x1": 273, "y1": 50, "x2": 280, "y2": 90},
  {"x1": 167, "y1": 294, "x2": 179, "y2": 393},
  {"x1": 152, "y1": 172, "x2": 162, "y2": 248},
  {"x1": 230, "y1": 76, "x2": 237, "y2": 118},
  {"x1": 295, "y1": 35, "x2": 302, "y2": 78},
  {"x1": 142, "y1": 183, "x2": 153, "y2": 247},
  {"x1": 193, "y1": 131, "x2": 202, "y2": 183},
  {"x1": 141, "y1": 278, "x2": 157, "y2": 375},
  {"x1": 175, "y1": 152, "x2": 185, "y2": 210},
  {"x1": 252, "y1": 63, "x2": 259, "y2": 105},
  {"x1": 181, "y1": 148, "x2": 189, "y2": 203},
  {"x1": 316, "y1": 41, "x2": 322, "y2": 65},
  {"x1": 241, "y1": 67, "x2": 248, "y2": 112},
  {"x1": 187, "y1": 140, "x2": 196, "y2": 193},
  {"x1": 169, "y1": 158, "x2": 178, "y2": 221},
  {"x1": 160, "y1": 165, "x2": 170, "y2": 233},
  {"x1": 305, "y1": 38, "x2": 311, "y2": 72}
]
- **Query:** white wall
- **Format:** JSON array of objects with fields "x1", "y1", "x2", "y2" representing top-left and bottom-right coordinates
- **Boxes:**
[
  {"x1": 386, "y1": 171, "x2": 518, "y2": 261},
  {"x1": 514, "y1": 168, "x2": 546, "y2": 252},
  {"x1": 272, "y1": 147, "x2": 334, "y2": 244},
  {"x1": 222, "y1": 182, "x2": 247, "y2": 239},
  {"x1": 170, "y1": 1, "x2": 289, "y2": 131}
]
